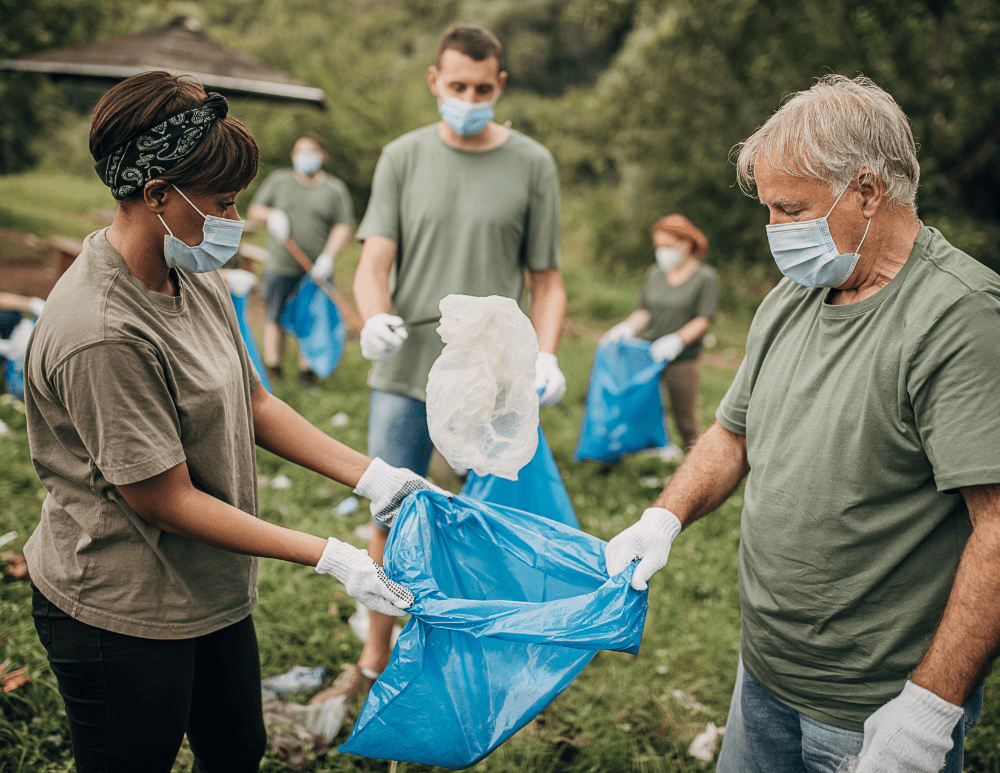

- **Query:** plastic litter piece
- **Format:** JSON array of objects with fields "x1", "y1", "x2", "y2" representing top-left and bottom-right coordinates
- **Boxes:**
[
  {"x1": 280, "y1": 276, "x2": 346, "y2": 379},
  {"x1": 229, "y1": 290, "x2": 272, "y2": 392},
  {"x1": 426, "y1": 295, "x2": 539, "y2": 481},
  {"x1": 0, "y1": 532, "x2": 16, "y2": 549},
  {"x1": 340, "y1": 491, "x2": 647, "y2": 768},
  {"x1": 836, "y1": 755, "x2": 859, "y2": 773},
  {"x1": 688, "y1": 722, "x2": 725, "y2": 762},
  {"x1": 0, "y1": 419, "x2": 8, "y2": 436},
  {"x1": 261, "y1": 665, "x2": 326, "y2": 696},
  {"x1": 330, "y1": 411, "x2": 349, "y2": 427},
  {"x1": 574, "y1": 339, "x2": 669, "y2": 464},
  {"x1": 334, "y1": 495, "x2": 359, "y2": 516},
  {"x1": 271, "y1": 474, "x2": 292, "y2": 489},
  {"x1": 262, "y1": 689, "x2": 347, "y2": 770},
  {"x1": 461, "y1": 426, "x2": 578, "y2": 528}
]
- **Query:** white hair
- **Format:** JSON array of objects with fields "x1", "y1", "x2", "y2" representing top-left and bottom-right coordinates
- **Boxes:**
[{"x1": 734, "y1": 74, "x2": 920, "y2": 208}]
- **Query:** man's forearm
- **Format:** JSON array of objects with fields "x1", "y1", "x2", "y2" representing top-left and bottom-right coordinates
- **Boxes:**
[
  {"x1": 321, "y1": 223, "x2": 352, "y2": 259},
  {"x1": 353, "y1": 236, "x2": 396, "y2": 320},
  {"x1": 529, "y1": 269, "x2": 567, "y2": 354},
  {"x1": 911, "y1": 484, "x2": 1000, "y2": 706},
  {"x1": 654, "y1": 421, "x2": 749, "y2": 526}
]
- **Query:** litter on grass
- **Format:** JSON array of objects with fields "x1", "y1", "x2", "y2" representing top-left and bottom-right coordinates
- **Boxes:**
[
  {"x1": 261, "y1": 666, "x2": 325, "y2": 696},
  {"x1": 0, "y1": 531, "x2": 16, "y2": 549},
  {"x1": 333, "y1": 496, "x2": 359, "y2": 516},
  {"x1": 270, "y1": 474, "x2": 292, "y2": 489},
  {"x1": 688, "y1": 722, "x2": 724, "y2": 762},
  {"x1": 330, "y1": 412, "x2": 349, "y2": 427},
  {"x1": 262, "y1": 689, "x2": 348, "y2": 770}
]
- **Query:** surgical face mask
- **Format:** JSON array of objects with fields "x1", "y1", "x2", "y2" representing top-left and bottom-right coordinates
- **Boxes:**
[
  {"x1": 438, "y1": 94, "x2": 496, "y2": 137},
  {"x1": 655, "y1": 246, "x2": 687, "y2": 271},
  {"x1": 765, "y1": 182, "x2": 873, "y2": 288},
  {"x1": 158, "y1": 186, "x2": 244, "y2": 273},
  {"x1": 292, "y1": 150, "x2": 323, "y2": 176}
]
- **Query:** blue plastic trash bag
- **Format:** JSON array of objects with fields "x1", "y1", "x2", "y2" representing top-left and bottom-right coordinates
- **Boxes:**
[
  {"x1": 5, "y1": 358, "x2": 25, "y2": 401},
  {"x1": 280, "y1": 276, "x2": 345, "y2": 379},
  {"x1": 229, "y1": 291, "x2": 272, "y2": 393},
  {"x1": 574, "y1": 339, "x2": 668, "y2": 464},
  {"x1": 461, "y1": 426, "x2": 579, "y2": 529},
  {"x1": 340, "y1": 491, "x2": 647, "y2": 768}
]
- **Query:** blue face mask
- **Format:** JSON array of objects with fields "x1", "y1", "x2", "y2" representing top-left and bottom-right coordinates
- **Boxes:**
[
  {"x1": 765, "y1": 182, "x2": 872, "y2": 288},
  {"x1": 158, "y1": 186, "x2": 244, "y2": 273},
  {"x1": 292, "y1": 150, "x2": 323, "y2": 176},
  {"x1": 438, "y1": 94, "x2": 496, "y2": 137}
]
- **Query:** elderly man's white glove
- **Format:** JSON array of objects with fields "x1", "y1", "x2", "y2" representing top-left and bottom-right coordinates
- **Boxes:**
[
  {"x1": 267, "y1": 209, "x2": 291, "y2": 242},
  {"x1": 605, "y1": 507, "x2": 683, "y2": 591},
  {"x1": 311, "y1": 252, "x2": 334, "y2": 281},
  {"x1": 360, "y1": 313, "x2": 408, "y2": 361},
  {"x1": 223, "y1": 269, "x2": 257, "y2": 298},
  {"x1": 354, "y1": 457, "x2": 450, "y2": 527},
  {"x1": 651, "y1": 333, "x2": 685, "y2": 363},
  {"x1": 854, "y1": 681, "x2": 963, "y2": 773},
  {"x1": 28, "y1": 297, "x2": 45, "y2": 317},
  {"x1": 535, "y1": 351, "x2": 567, "y2": 407},
  {"x1": 315, "y1": 537, "x2": 414, "y2": 616},
  {"x1": 600, "y1": 321, "x2": 635, "y2": 346}
]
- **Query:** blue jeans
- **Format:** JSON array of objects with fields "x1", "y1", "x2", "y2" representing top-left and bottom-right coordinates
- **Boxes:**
[
  {"x1": 717, "y1": 659, "x2": 983, "y2": 773},
  {"x1": 262, "y1": 270, "x2": 303, "y2": 323},
  {"x1": 367, "y1": 389, "x2": 435, "y2": 530}
]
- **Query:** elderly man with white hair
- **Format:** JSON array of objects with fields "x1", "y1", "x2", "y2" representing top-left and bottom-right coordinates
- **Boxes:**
[{"x1": 606, "y1": 74, "x2": 1000, "y2": 772}]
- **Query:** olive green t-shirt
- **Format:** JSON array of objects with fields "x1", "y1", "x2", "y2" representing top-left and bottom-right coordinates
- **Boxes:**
[
  {"x1": 356, "y1": 124, "x2": 561, "y2": 401},
  {"x1": 252, "y1": 169, "x2": 353, "y2": 277},
  {"x1": 638, "y1": 264, "x2": 719, "y2": 361},
  {"x1": 24, "y1": 229, "x2": 262, "y2": 639},
  {"x1": 716, "y1": 225, "x2": 1000, "y2": 731}
]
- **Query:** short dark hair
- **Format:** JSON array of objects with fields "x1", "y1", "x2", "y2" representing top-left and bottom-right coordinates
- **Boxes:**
[
  {"x1": 90, "y1": 71, "x2": 259, "y2": 200},
  {"x1": 436, "y1": 24, "x2": 504, "y2": 71}
]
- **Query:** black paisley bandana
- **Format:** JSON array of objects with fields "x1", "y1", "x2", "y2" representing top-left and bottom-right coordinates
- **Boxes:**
[{"x1": 94, "y1": 92, "x2": 229, "y2": 200}]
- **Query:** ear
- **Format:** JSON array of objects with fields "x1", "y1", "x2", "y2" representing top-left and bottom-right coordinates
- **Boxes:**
[
  {"x1": 496, "y1": 70, "x2": 508, "y2": 98},
  {"x1": 857, "y1": 168, "x2": 884, "y2": 219},
  {"x1": 427, "y1": 65, "x2": 440, "y2": 99},
  {"x1": 143, "y1": 180, "x2": 171, "y2": 214}
]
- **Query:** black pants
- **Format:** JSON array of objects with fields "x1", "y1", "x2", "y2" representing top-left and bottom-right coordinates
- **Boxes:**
[{"x1": 31, "y1": 585, "x2": 267, "y2": 773}]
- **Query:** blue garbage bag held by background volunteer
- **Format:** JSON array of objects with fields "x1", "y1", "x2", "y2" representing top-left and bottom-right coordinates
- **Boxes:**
[
  {"x1": 574, "y1": 339, "x2": 668, "y2": 464},
  {"x1": 461, "y1": 425, "x2": 579, "y2": 529},
  {"x1": 1, "y1": 317, "x2": 34, "y2": 401},
  {"x1": 340, "y1": 491, "x2": 647, "y2": 769},
  {"x1": 229, "y1": 291, "x2": 272, "y2": 393},
  {"x1": 280, "y1": 276, "x2": 345, "y2": 379}
]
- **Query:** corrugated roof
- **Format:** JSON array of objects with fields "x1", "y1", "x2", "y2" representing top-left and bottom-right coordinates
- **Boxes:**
[{"x1": 0, "y1": 16, "x2": 325, "y2": 107}]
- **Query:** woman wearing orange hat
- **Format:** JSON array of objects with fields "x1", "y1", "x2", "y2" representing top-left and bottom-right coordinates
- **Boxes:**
[{"x1": 600, "y1": 214, "x2": 719, "y2": 457}]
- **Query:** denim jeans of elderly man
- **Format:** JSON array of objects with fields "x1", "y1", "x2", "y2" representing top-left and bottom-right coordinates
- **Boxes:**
[{"x1": 716, "y1": 659, "x2": 983, "y2": 773}]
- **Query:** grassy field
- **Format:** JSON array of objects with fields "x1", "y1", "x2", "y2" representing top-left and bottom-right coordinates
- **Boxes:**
[{"x1": 2, "y1": 171, "x2": 999, "y2": 772}]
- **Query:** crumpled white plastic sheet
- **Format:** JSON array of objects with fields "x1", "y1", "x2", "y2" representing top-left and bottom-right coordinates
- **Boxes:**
[{"x1": 426, "y1": 295, "x2": 539, "y2": 480}]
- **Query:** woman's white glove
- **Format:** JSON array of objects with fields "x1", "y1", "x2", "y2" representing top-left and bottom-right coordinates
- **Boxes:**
[
  {"x1": 311, "y1": 252, "x2": 334, "y2": 281},
  {"x1": 605, "y1": 507, "x2": 683, "y2": 591},
  {"x1": 535, "y1": 351, "x2": 567, "y2": 406},
  {"x1": 855, "y1": 681, "x2": 963, "y2": 773},
  {"x1": 354, "y1": 457, "x2": 449, "y2": 527},
  {"x1": 315, "y1": 537, "x2": 414, "y2": 616},
  {"x1": 600, "y1": 321, "x2": 635, "y2": 346},
  {"x1": 651, "y1": 333, "x2": 685, "y2": 363},
  {"x1": 267, "y1": 209, "x2": 291, "y2": 242},
  {"x1": 360, "y1": 313, "x2": 408, "y2": 361},
  {"x1": 28, "y1": 297, "x2": 45, "y2": 317},
  {"x1": 223, "y1": 269, "x2": 257, "y2": 298}
]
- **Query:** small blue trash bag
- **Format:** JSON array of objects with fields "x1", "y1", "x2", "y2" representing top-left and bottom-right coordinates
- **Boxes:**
[
  {"x1": 280, "y1": 276, "x2": 345, "y2": 379},
  {"x1": 5, "y1": 357, "x2": 25, "y2": 401},
  {"x1": 461, "y1": 426, "x2": 579, "y2": 529},
  {"x1": 339, "y1": 491, "x2": 647, "y2": 769},
  {"x1": 574, "y1": 339, "x2": 668, "y2": 464},
  {"x1": 229, "y1": 292, "x2": 272, "y2": 393}
]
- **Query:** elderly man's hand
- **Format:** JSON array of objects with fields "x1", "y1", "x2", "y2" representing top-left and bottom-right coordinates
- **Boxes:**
[
  {"x1": 854, "y1": 681, "x2": 963, "y2": 773},
  {"x1": 605, "y1": 507, "x2": 682, "y2": 591}
]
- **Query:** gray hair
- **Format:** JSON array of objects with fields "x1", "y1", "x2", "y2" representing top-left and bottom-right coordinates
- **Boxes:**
[{"x1": 734, "y1": 74, "x2": 920, "y2": 208}]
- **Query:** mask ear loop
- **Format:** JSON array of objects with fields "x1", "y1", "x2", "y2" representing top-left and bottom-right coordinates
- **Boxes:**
[{"x1": 828, "y1": 176, "x2": 874, "y2": 255}]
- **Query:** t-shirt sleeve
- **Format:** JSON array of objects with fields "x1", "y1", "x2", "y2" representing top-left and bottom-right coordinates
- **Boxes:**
[
  {"x1": 356, "y1": 149, "x2": 400, "y2": 244},
  {"x1": 52, "y1": 343, "x2": 186, "y2": 486},
  {"x1": 697, "y1": 270, "x2": 720, "y2": 318},
  {"x1": 252, "y1": 172, "x2": 279, "y2": 208},
  {"x1": 331, "y1": 180, "x2": 354, "y2": 226},
  {"x1": 716, "y1": 354, "x2": 751, "y2": 436},
  {"x1": 909, "y1": 290, "x2": 1000, "y2": 492},
  {"x1": 523, "y1": 154, "x2": 561, "y2": 271}
]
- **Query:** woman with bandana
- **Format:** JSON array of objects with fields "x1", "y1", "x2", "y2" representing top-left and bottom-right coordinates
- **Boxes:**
[
  {"x1": 600, "y1": 214, "x2": 719, "y2": 455},
  {"x1": 22, "y1": 71, "x2": 440, "y2": 773}
]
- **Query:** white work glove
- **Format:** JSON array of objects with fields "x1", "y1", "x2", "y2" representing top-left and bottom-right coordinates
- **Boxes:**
[
  {"x1": 0, "y1": 318, "x2": 34, "y2": 361},
  {"x1": 605, "y1": 507, "x2": 683, "y2": 591},
  {"x1": 311, "y1": 252, "x2": 334, "y2": 281},
  {"x1": 315, "y1": 537, "x2": 414, "y2": 616},
  {"x1": 651, "y1": 332, "x2": 685, "y2": 363},
  {"x1": 599, "y1": 320, "x2": 635, "y2": 346},
  {"x1": 354, "y1": 457, "x2": 450, "y2": 527},
  {"x1": 223, "y1": 268, "x2": 257, "y2": 298},
  {"x1": 360, "y1": 312, "x2": 408, "y2": 361},
  {"x1": 28, "y1": 297, "x2": 45, "y2": 317},
  {"x1": 535, "y1": 351, "x2": 567, "y2": 407},
  {"x1": 267, "y1": 209, "x2": 290, "y2": 242},
  {"x1": 855, "y1": 681, "x2": 963, "y2": 773}
]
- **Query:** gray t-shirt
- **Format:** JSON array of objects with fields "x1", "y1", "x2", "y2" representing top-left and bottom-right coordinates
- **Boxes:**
[
  {"x1": 24, "y1": 229, "x2": 262, "y2": 639},
  {"x1": 356, "y1": 125, "x2": 561, "y2": 401},
  {"x1": 253, "y1": 169, "x2": 354, "y2": 277},
  {"x1": 716, "y1": 225, "x2": 1000, "y2": 731},
  {"x1": 638, "y1": 264, "x2": 719, "y2": 361}
]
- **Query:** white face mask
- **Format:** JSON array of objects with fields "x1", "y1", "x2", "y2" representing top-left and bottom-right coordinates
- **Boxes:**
[{"x1": 655, "y1": 246, "x2": 687, "y2": 271}]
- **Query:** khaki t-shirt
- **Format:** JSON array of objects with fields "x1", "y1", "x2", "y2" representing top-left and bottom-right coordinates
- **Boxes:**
[
  {"x1": 638, "y1": 264, "x2": 719, "y2": 361},
  {"x1": 252, "y1": 169, "x2": 354, "y2": 277},
  {"x1": 24, "y1": 229, "x2": 262, "y2": 639},
  {"x1": 356, "y1": 125, "x2": 561, "y2": 402},
  {"x1": 716, "y1": 225, "x2": 1000, "y2": 731}
]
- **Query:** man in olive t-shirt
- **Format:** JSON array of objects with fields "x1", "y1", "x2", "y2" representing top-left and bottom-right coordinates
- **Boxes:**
[
  {"x1": 344, "y1": 24, "x2": 568, "y2": 701},
  {"x1": 607, "y1": 75, "x2": 1000, "y2": 773}
]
